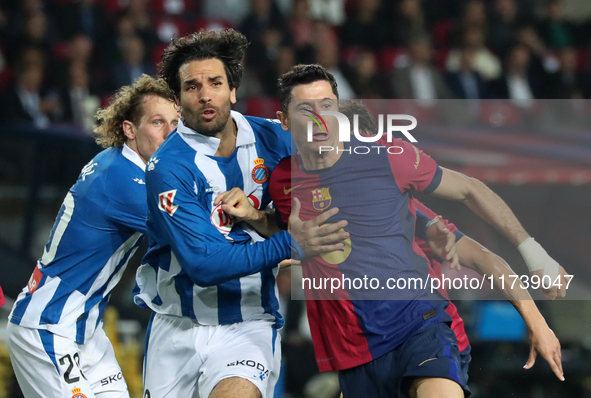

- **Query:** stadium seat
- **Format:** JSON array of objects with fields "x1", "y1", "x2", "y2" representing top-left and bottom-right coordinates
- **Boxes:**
[
  {"x1": 154, "y1": 17, "x2": 188, "y2": 42},
  {"x1": 53, "y1": 42, "x2": 70, "y2": 59},
  {"x1": 378, "y1": 47, "x2": 409, "y2": 72},
  {"x1": 575, "y1": 49, "x2": 588, "y2": 71},
  {"x1": 431, "y1": 20, "x2": 454, "y2": 48},
  {"x1": 105, "y1": 0, "x2": 126, "y2": 15},
  {"x1": 340, "y1": 47, "x2": 362, "y2": 68}
]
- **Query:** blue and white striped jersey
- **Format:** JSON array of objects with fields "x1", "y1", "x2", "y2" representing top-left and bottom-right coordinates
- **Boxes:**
[
  {"x1": 134, "y1": 111, "x2": 292, "y2": 328},
  {"x1": 9, "y1": 145, "x2": 148, "y2": 343}
]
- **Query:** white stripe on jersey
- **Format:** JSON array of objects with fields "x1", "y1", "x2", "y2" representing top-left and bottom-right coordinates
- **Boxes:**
[
  {"x1": 41, "y1": 192, "x2": 75, "y2": 265},
  {"x1": 79, "y1": 231, "x2": 142, "y2": 341},
  {"x1": 13, "y1": 232, "x2": 142, "y2": 341},
  {"x1": 9, "y1": 273, "x2": 59, "y2": 326}
]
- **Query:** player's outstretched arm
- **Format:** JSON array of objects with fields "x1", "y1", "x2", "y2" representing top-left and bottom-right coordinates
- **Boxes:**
[
  {"x1": 431, "y1": 167, "x2": 568, "y2": 299},
  {"x1": 456, "y1": 236, "x2": 565, "y2": 381}
]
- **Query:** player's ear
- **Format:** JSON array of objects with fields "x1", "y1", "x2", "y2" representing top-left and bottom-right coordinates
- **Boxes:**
[
  {"x1": 122, "y1": 120, "x2": 135, "y2": 141},
  {"x1": 277, "y1": 111, "x2": 289, "y2": 131},
  {"x1": 230, "y1": 88, "x2": 237, "y2": 105}
]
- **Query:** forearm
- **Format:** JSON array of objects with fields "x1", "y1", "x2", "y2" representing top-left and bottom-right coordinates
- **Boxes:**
[
  {"x1": 175, "y1": 230, "x2": 292, "y2": 286},
  {"x1": 458, "y1": 237, "x2": 549, "y2": 332},
  {"x1": 244, "y1": 207, "x2": 282, "y2": 238},
  {"x1": 462, "y1": 179, "x2": 529, "y2": 247},
  {"x1": 457, "y1": 237, "x2": 531, "y2": 302},
  {"x1": 433, "y1": 169, "x2": 530, "y2": 247}
]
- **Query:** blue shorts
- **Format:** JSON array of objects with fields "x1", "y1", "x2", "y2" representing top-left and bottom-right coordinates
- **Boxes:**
[{"x1": 339, "y1": 323, "x2": 471, "y2": 398}]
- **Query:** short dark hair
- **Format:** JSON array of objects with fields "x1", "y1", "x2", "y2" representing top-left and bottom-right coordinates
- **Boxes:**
[
  {"x1": 277, "y1": 64, "x2": 339, "y2": 114},
  {"x1": 159, "y1": 29, "x2": 249, "y2": 97},
  {"x1": 338, "y1": 100, "x2": 378, "y2": 135}
]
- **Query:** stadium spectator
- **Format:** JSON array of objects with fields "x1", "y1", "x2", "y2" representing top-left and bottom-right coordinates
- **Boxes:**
[
  {"x1": 538, "y1": 0, "x2": 575, "y2": 49},
  {"x1": 341, "y1": 0, "x2": 389, "y2": 49},
  {"x1": 56, "y1": 0, "x2": 108, "y2": 42},
  {"x1": 489, "y1": 44, "x2": 543, "y2": 104},
  {"x1": 391, "y1": 0, "x2": 426, "y2": 47},
  {"x1": 261, "y1": 45, "x2": 296, "y2": 96},
  {"x1": 8, "y1": 10, "x2": 54, "y2": 65},
  {"x1": 391, "y1": 34, "x2": 452, "y2": 101},
  {"x1": 488, "y1": 0, "x2": 523, "y2": 56},
  {"x1": 112, "y1": 35, "x2": 156, "y2": 89},
  {"x1": 0, "y1": 48, "x2": 58, "y2": 128},
  {"x1": 446, "y1": 26, "x2": 502, "y2": 81},
  {"x1": 241, "y1": 0, "x2": 292, "y2": 74},
  {"x1": 59, "y1": 63, "x2": 99, "y2": 131},
  {"x1": 458, "y1": 0, "x2": 487, "y2": 32},
  {"x1": 288, "y1": 0, "x2": 316, "y2": 63},
  {"x1": 314, "y1": 39, "x2": 356, "y2": 99},
  {"x1": 348, "y1": 50, "x2": 388, "y2": 98},
  {"x1": 547, "y1": 47, "x2": 587, "y2": 98},
  {"x1": 446, "y1": 46, "x2": 488, "y2": 99}
]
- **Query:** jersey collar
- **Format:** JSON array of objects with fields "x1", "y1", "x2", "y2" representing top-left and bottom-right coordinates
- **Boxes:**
[
  {"x1": 122, "y1": 143, "x2": 146, "y2": 171},
  {"x1": 176, "y1": 110, "x2": 256, "y2": 156}
]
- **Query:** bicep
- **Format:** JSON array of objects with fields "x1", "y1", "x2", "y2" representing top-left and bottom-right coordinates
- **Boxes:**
[{"x1": 430, "y1": 167, "x2": 474, "y2": 201}]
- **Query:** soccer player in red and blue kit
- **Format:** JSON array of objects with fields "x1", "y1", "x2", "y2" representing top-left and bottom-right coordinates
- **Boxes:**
[
  {"x1": 269, "y1": 64, "x2": 565, "y2": 398},
  {"x1": 338, "y1": 100, "x2": 561, "y2": 384},
  {"x1": 0, "y1": 285, "x2": 5, "y2": 308}
]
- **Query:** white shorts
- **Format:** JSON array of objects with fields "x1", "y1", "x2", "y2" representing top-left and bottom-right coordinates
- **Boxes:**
[
  {"x1": 6, "y1": 322, "x2": 129, "y2": 398},
  {"x1": 143, "y1": 314, "x2": 281, "y2": 398}
]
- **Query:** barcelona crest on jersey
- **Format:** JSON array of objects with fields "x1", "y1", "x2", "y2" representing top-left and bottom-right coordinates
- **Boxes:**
[{"x1": 312, "y1": 188, "x2": 332, "y2": 211}]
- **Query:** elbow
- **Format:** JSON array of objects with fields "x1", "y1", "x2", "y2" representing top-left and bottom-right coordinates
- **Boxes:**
[
  {"x1": 462, "y1": 176, "x2": 485, "y2": 205},
  {"x1": 177, "y1": 257, "x2": 219, "y2": 287}
]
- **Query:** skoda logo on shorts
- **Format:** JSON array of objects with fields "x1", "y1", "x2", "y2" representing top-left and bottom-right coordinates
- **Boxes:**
[{"x1": 227, "y1": 359, "x2": 270, "y2": 380}]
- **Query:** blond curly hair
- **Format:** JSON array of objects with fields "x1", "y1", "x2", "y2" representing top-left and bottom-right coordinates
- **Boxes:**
[{"x1": 94, "y1": 74, "x2": 176, "y2": 148}]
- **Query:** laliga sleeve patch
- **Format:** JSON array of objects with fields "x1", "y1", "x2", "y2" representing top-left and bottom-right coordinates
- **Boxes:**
[{"x1": 159, "y1": 189, "x2": 179, "y2": 216}]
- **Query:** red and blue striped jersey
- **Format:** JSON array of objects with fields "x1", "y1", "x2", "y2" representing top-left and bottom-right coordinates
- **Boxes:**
[{"x1": 270, "y1": 137, "x2": 453, "y2": 371}]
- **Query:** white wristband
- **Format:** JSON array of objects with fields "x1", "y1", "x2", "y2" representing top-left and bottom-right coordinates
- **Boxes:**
[{"x1": 517, "y1": 237, "x2": 560, "y2": 281}]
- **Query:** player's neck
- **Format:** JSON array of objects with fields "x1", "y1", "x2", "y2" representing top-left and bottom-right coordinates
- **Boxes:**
[
  {"x1": 300, "y1": 142, "x2": 344, "y2": 170},
  {"x1": 214, "y1": 118, "x2": 238, "y2": 157}
]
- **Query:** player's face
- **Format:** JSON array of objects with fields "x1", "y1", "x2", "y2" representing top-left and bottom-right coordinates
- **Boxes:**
[
  {"x1": 281, "y1": 80, "x2": 339, "y2": 155},
  {"x1": 133, "y1": 95, "x2": 179, "y2": 163},
  {"x1": 177, "y1": 58, "x2": 236, "y2": 137}
]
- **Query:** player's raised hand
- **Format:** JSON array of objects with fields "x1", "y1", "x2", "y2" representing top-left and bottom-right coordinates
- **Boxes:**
[
  {"x1": 524, "y1": 322, "x2": 564, "y2": 381},
  {"x1": 426, "y1": 220, "x2": 460, "y2": 270},
  {"x1": 214, "y1": 188, "x2": 258, "y2": 222},
  {"x1": 289, "y1": 197, "x2": 349, "y2": 257},
  {"x1": 531, "y1": 266, "x2": 569, "y2": 300}
]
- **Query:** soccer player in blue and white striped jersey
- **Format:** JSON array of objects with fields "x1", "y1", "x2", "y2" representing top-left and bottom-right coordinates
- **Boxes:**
[
  {"x1": 133, "y1": 29, "x2": 348, "y2": 398},
  {"x1": 6, "y1": 75, "x2": 180, "y2": 398}
]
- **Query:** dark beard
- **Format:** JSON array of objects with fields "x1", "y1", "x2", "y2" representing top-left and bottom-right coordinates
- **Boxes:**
[{"x1": 182, "y1": 102, "x2": 231, "y2": 137}]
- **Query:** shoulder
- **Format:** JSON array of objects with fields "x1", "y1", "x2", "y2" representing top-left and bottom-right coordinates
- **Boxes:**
[
  {"x1": 270, "y1": 156, "x2": 292, "y2": 183},
  {"x1": 245, "y1": 115, "x2": 291, "y2": 148}
]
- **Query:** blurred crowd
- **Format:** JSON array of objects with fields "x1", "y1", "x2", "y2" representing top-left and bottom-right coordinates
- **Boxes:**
[{"x1": 1, "y1": 0, "x2": 591, "y2": 131}]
